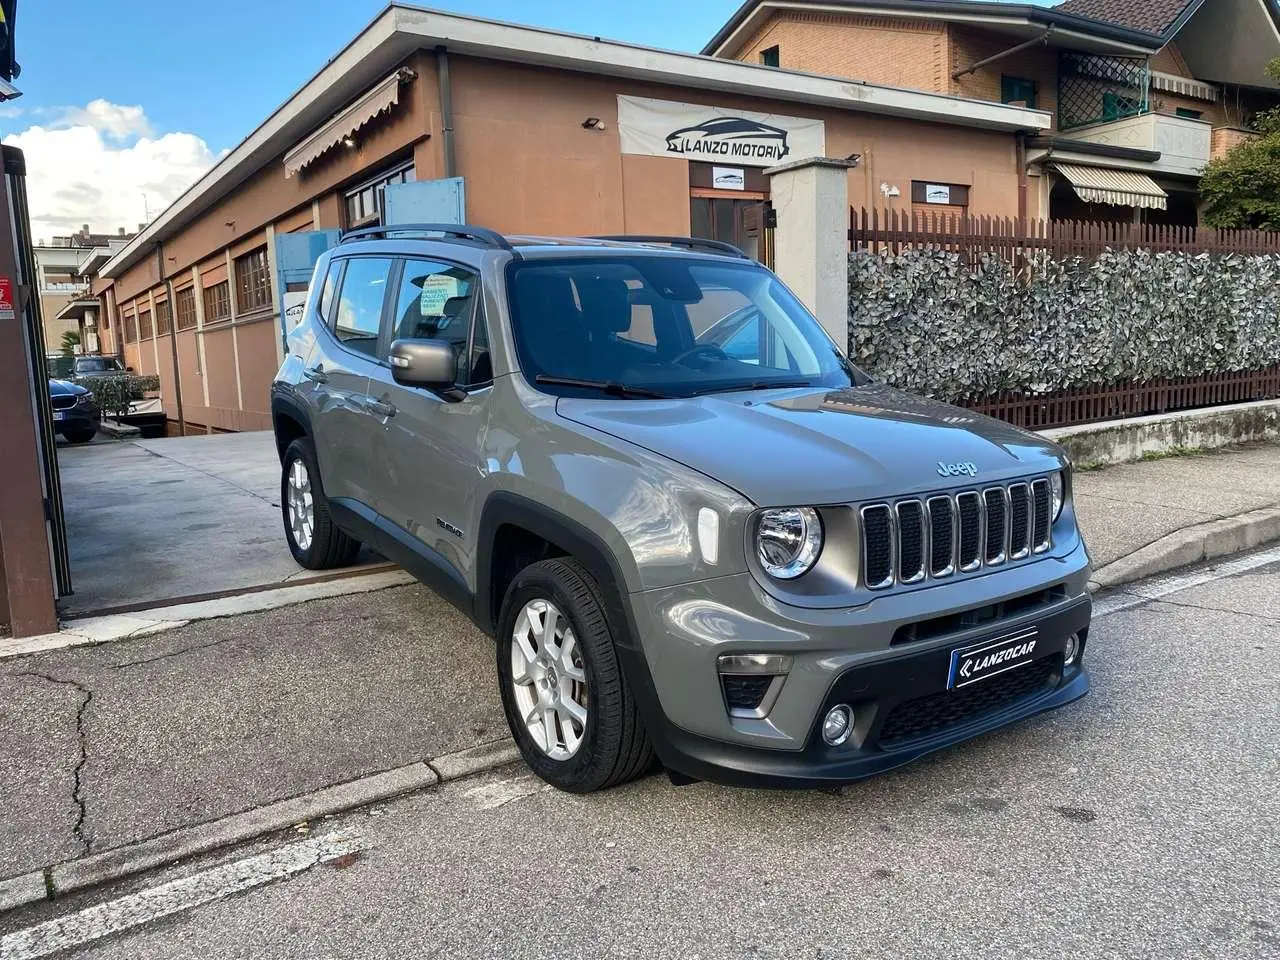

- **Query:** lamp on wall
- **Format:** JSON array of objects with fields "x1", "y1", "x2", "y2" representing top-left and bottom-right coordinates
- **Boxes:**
[
  {"x1": 880, "y1": 182, "x2": 901, "y2": 199},
  {"x1": 341, "y1": 135, "x2": 357, "y2": 149},
  {"x1": 581, "y1": 117, "x2": 606, "y2": 130}
]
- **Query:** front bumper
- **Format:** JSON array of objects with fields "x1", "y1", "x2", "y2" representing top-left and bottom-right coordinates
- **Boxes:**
[
  {"x1": 617, "y1": 540, "x2": 1093, "y2": 788},
  {"x1": 53, "y1": 404, "x2": 101, "y2": 433},
  {"x1": 619, "y1": 597, "x2": 1089, "y2": 788}
]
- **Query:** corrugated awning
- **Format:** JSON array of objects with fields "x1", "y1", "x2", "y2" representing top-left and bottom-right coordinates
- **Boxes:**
[
  {"x1": 283, "y1": 69, "x2": 412, "y2": 178},
  {"x1": 1052, "y1": 162, "x2": 1168, "y2": 211}
]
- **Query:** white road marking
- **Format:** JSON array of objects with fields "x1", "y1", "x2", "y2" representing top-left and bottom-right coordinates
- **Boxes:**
[
  {"x1": 462, "y1": 774, "x2": 551, "y2": 811},
  {"x1": 0, "y1": 830, "x2": 364, "y2": 960},
  {"x1": 1093, "y1": 543, "x2": 1280, "y2": 619}
]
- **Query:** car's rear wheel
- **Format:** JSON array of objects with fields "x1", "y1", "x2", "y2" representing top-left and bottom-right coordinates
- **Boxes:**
[
  {"x1": 281, "y1": 436, "x2": 360, "y2": 569},
  {"x1": 496, "y1": 557, "x2": 653, "y2": 793}
]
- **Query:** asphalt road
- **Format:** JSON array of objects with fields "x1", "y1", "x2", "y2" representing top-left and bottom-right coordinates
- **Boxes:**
[{"x1": 4, "y1": 553, "x2": 1279, "y2": 960}]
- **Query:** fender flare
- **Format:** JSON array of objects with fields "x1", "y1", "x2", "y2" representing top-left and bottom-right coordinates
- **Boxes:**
[
  {"x1": 270, "y1": 390, "x2": 313, "y2": 462},
  {"x1": 475, "y1": 491, "x2": 638, "y2": 642}
]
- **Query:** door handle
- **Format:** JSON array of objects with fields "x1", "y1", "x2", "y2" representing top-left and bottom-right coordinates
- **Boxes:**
[
  {"x1": 365, "y1": 398, "x2": 397, "y2": 419},
  {"x1": 302, "y1": 365, "x2": 328, "y2": 384}
]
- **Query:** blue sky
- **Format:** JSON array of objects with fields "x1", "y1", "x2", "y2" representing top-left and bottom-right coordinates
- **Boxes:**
[
  {"x1": 1, "y1": 0, "x2": 1057, "y2": 239},
  {"x1": 4, "y1": 1, "x2": 756, "y2": 152}
]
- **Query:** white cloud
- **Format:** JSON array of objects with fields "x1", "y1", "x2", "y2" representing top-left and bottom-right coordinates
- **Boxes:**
[
  {"x1": 2, "y1": 101, "x2": 217, "y2": 243},
  {"x1": 54, "y1": 99, "x2": 152, "y2": 140}
]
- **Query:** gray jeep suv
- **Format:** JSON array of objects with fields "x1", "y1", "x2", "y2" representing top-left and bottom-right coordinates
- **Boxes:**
[{"x1": 271, "y1": 224, "x2": 1091, "y2": 793}]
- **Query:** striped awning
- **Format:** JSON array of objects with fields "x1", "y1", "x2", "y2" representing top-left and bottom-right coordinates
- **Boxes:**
[
  {"x1": 1052, "y1": 163, "x2": 1168, "y2": 211},
  {"x1": 283, "y1": 70, "x2": 411, "y2": 178}
]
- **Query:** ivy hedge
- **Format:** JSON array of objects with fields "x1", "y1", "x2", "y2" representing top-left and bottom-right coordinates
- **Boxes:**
[
  {"x1": 848, "y1": 248, "x2": 1280, "y2": 400},
  {"x1": 77, "y1": 374, "x2": 161, "y2": 418}
]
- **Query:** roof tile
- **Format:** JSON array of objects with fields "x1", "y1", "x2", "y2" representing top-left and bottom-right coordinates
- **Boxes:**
[{"x1": 1053, "y1": 0, "x2": 1196, "y2": 35}]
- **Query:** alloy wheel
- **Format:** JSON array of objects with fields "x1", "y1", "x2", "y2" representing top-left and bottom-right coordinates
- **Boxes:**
[
  {"x1": 510, "y1": 599, "x2": 589, "y2": 760},
  {"x1": 286, "y1": 458, "x2": 315, "y2": 552}
]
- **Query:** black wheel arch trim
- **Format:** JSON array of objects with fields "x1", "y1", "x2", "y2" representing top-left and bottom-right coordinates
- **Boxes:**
[
  {"x1": 474, "y1": 492, "x2": 689, "y2": 769},
  {"x1": 270, "y1": 390, "x2": 313, "y2": 462}
]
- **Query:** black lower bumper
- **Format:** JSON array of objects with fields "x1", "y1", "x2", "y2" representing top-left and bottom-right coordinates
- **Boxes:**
[{"x1": 621, "y1": 596, "x2": 1092, "y2": 789}]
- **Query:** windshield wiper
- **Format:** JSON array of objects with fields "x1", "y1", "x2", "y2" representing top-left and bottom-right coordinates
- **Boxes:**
[
  {"x1": 535, "y1": 375, "x2": 672, "y2": 399},
  {"x1": 692, "y1": 379, "x2": 814, "y2": 396}
]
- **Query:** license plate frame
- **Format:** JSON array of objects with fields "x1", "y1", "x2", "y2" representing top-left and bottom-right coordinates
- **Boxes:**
[
  {"x1": 53, "y1": 411, "x2": 65, "y2": 422},
  {"x1": 947, "y1": 627, "x2": 1040, "y2": 690}
]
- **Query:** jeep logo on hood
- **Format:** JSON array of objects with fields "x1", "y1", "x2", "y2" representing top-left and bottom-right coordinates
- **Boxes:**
[
  {"x1": 664, "y1": 117, "x2": 791, "y2": 163},
  {"x1": 937, "y1": 461, "x2": 979, "y2": 478}
]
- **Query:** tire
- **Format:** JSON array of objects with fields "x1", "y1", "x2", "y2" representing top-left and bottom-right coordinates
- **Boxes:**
[
  {"x1": 63, "y1": 428, "x2": 96, "y2": 444},
  {"x1": 496, "y1": 557, "x2": 654, "y2": 793},
  {"x1": 280, "y1": 436, "x2": 361, "y2": 570}
]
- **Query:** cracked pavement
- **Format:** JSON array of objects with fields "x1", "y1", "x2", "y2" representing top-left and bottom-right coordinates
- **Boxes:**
[{"x1": 0, "y1": 583, "x2": 506, "y2": 880}]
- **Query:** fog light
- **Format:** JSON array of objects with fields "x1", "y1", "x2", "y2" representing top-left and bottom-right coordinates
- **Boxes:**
[
  {"x1": 821, "y1": 704, "x2": 854, "y2": 746},
  {"x1": 1064, "y1": 633, "x2": 1080, "y2": 667}
]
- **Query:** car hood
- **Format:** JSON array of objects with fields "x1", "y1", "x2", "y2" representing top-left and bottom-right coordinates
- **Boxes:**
[
  {"x1": 556, "y1": 384, "x2": 1065, "y2": 507},
  {"x1": 48, "y1": 378, "x2": 87, "y2": 397}
]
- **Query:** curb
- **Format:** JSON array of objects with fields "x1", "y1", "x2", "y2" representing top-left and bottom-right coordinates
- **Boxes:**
[
  {"x1": 0, "y1": 738, "x2": 520, "y2": 915},
  {"x1": 0, "y1": 569, "x2": 416, "y2": 661},
  {"x1": 1090, "y1": 504, "x2": 1280, "y2": 591}
]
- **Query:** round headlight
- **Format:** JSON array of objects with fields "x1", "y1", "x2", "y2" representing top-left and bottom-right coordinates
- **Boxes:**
[
  {"x1": 755, "y1": 507, "x2": 823, "y2": 580},
  {"x1": 1050, "y1": 471, "x2": 1065, "y2": 521}
]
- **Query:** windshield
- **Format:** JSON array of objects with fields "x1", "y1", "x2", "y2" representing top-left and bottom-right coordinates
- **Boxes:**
[
  {"x1": 74, "y1": 357, "x2": 122, "y2": 373},
  {"x1": 506, "y1": 257, "x2": 862, "y2": 398}
]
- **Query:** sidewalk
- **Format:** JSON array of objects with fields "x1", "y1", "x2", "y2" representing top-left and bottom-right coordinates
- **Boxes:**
[{"x1": 3, "y1": 441, "x2": 1279, "y2": 898}]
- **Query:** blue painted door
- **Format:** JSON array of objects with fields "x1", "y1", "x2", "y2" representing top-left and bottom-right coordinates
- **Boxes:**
[
  {"x1": 384, "y1": 177, "x2": 466, "y2": 225},
  {"x1": 274, "y1": 229, "x2": 340, "y2": 347}
]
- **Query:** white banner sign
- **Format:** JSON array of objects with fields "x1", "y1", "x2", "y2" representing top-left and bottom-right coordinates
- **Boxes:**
[{"x1": 617, "y1": 95, "x2": 825, "y2": 168}]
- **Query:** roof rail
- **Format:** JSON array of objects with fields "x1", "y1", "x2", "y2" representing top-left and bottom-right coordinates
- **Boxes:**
[
  {"x1": 588, "y1": 235, "x2": 750, "y2": 259},
  {"x1": 339, "y1": 222, "x2": 516, "y2": 253}
]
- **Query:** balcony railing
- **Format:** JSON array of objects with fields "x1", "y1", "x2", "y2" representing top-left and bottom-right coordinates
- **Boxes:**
[{"x1": 1060, "y1": 112, "x2": 1211, "y2": 176}]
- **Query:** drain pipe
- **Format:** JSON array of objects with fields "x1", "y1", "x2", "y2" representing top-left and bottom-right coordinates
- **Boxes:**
[
  {"x1": 435, "y1": 45, "x2": 456, "y2": 179},
  {"x1": 157, "y1": 240, "x2": 186, "y2": 436}
]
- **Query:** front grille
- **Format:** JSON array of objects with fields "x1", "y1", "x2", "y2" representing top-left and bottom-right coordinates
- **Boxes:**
[
  {"x1": 983, "y1": 488, "x2": 1007, "y2": 565},
  {"x1": 860, "y1": 475, "x2": 1056, "y2": 590},
  {"x1": 891, "y1": 583, "x2": 1068, "y2": 646},
  {"x1": 896, "y1": 501, "x2": 925, "y2": 583},
  {"x1": 956, "y1": 492, "x2": 982, "y2": 572},
  {"x1": 861, "y1": 504, "x2": 894, "y2": 589},
  {"x1": 50, "y1": 394, "x2": 76, "y2": 410},
  {"x1": 1032, "y1": 479, "x2": 1052, "y2": 552},
  {"x1": 877, "y1": 655, "x2": 1060, "y2": 747}
]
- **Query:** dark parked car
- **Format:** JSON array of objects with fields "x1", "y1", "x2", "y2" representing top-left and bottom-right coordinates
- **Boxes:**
[{"x1": 48, "y1": 378, "x2": 100, "y2": 444}]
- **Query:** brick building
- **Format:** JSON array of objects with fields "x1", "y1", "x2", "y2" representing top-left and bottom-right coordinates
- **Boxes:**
[{"x1": 705, "y1": 0, "x2": 1280, "y2": 224}]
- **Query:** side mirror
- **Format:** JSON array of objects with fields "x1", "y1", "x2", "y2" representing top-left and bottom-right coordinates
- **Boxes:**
[{"x1": 389, "y1": 338, "x2": 456, "y2": 390}]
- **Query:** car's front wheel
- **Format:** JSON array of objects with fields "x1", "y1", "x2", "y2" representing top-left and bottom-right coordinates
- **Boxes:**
[
  {"x1": 496, "y1": 557, "x2": 654, "y2": 793},
  {"x1": 280, "y1": 436, "x2": 360, "y2": 569},
  {"x1": 61, "y1": 428, "x2": 96, "y2": 444}
]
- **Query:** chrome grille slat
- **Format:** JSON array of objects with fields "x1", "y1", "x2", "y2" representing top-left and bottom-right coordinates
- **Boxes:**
[
  {"x1": 860, "y1": 475, "x2": 1056, "y2": 590},
  {"x1": 956, "y1": 492, "x2": 982, "y2": 572},
  {"x1": 982, "y1": 487, "x2": 1007, "y2": 566},
  {"x1": 895, "y1": 500, "x2": 926, "y2": 584},
  {"x1": 1031, "y1": 478, "x2": 1052, "y2": 552},
  {"x1": 860, "y1": 504, "x2": 895, "y2": 590},
  {"x1": 1008, "y1": 482, "x2": 1031, "y2": 560},
  {"x1": 926, "y1": 496, "x2": 955, "y2": 577}
]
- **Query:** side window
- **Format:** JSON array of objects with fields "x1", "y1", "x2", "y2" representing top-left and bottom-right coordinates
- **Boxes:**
[
  {"x1": 392, "y1": 258, "x2": 483, "y2": 385},
  {"x1": 332, "y1": 257, "x2": 392, "y2": 358},
  {"x1": 317, "y1": 260, "x2": 341, "y2": 326}
]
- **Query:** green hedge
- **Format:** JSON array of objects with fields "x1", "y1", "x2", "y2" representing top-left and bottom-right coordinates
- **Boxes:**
[
  {"x1": 848, "y1": 248, "x2": 1280, "y2": 400},
  {"x1": 77, "y1": 374, "x2": 161, "y2": 418}
]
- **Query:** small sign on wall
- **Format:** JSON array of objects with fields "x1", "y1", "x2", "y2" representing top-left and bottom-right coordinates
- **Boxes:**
[
  {"x1": 924, "y1": 184, "x2": 952, "y2": 205},
  {"x1": 712, "y1": 166, "x2": 746, "y2": 191}
]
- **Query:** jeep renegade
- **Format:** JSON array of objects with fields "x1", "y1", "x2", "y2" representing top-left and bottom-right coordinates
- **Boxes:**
[{"x1": 271, "y1": 225, "x2": 1091, "y2": 793}]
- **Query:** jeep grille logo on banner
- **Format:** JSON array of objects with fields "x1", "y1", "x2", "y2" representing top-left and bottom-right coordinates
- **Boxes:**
[{"x1": 617, "y1": 95, "x2": 825, "y2": 169}]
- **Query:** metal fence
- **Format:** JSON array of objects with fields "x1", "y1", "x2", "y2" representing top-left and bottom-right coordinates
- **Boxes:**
[
  {"x1": 849, "y1": 209, "x2": 1280, "y2": 429},
  {"x1": 850, "y1": 208, "x2": 1280, "y2": 262}
]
